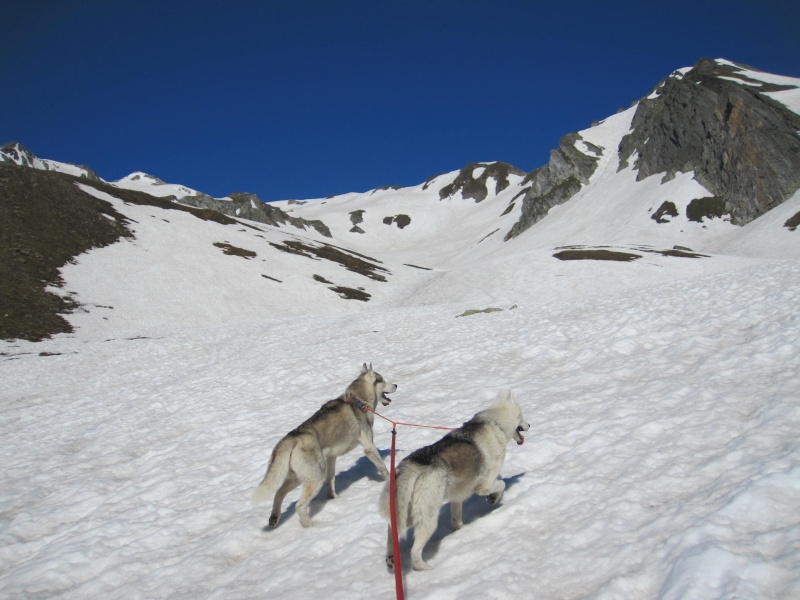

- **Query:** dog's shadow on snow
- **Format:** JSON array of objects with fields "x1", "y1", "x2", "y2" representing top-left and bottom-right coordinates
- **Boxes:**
[
  {"x1": 262, "y1": 450, "x2": 390, "y2": 531},
  {"x1": 332, "y1": 449, "x2": 392, "y2": 496},
  {"x1": 392, "y1": 472, "x2": 526, "y2": 567}
]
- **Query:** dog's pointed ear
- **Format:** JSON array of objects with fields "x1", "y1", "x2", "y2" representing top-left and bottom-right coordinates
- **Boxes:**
[
  {"x1": 369, "y1": 362, "x2": 373, "y2": 372},
  {"x1": 361, "y1": 363, "x2": 369, "y2": 375}
]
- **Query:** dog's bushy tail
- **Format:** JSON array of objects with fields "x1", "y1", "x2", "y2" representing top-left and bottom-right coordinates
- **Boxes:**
[{"x1": 252, "y1": 436, "x2": 293, "y2": 507}]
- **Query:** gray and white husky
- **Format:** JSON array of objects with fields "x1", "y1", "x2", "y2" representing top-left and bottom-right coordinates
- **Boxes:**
[
  {"x1": 252, "y1": 363, "x2": 397, "y2": 527},
  {"x1": 380, "y1": 390, "x2": 529, "y2": 570}
]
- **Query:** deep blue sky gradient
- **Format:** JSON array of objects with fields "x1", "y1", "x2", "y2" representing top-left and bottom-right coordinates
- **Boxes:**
[{"x1": 3, "y1": 0, "x2": 798, "y2": 201}]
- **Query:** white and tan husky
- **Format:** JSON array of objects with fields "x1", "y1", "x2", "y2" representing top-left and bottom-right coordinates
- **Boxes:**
[
  {"x1": 380, "y1": 390, "x2": 528, "y2": 570},
  {"x1": 253, "y1": 363, "x2": 397, "y2": 527}
]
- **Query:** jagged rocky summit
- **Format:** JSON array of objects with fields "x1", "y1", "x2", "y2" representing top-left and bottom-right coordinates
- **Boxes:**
[{"x1": 506, "y1": 58, "x2": 800, "y2": 239}]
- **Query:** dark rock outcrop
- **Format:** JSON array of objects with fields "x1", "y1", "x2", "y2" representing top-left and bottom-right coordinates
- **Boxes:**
[
  {"x1": 179, "y1": 192, "x2": 332, "y2": 237},
  {"x1": 652, "y1": 201, "x2": 679, "y2": 223},
  {"x1": 1, "y1": 141, "x2": 100, "y2": 181},
  {"x1": 617, "y1": 59, "x2": 800, "y2": 225},
  {"x1": 348, "y1": 209, "x2": 366, "y2": 234},
  {"x1": 383, "y1": 214, "x2": 411, "y2": 229},
  {"x1": 686, "y1": 196, "x2": 727, "y2": 223},
  {"x1": 505, "y1": 132, "x2": 601, "y2": 240},
  {"x1": 439, "y1": 162, "x2": 526, "y2": 202}
]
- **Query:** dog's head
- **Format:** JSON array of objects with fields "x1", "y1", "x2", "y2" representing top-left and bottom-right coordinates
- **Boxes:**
[
  {"x1": 353, "y1": 363, "x2": 397, "y2": 407},
  {"x1": 488, "y1": 389, "x2": 529, "y2": 446}
]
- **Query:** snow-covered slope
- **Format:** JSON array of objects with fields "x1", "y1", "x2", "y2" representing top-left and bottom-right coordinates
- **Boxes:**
[
  {"x1": 112, "y1": 171, "x2": 206, "y2": 199},
  {"x1": 3, "y1": 60, "x2": 799, "y2": 340},
  {"x1": 271, "y1": 164, "x2": 528, "y2": 269},
  {"x1": 2, "y1": 250, "x2": 798, "y2": 599},
  {"x1": 2, "y1": 59, "x2": 800, "y2": 599}
]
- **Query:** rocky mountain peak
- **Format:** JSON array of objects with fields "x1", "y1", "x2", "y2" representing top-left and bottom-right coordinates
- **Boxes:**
[
  {"x1": 617, "y1": 58, "x2": 800, "y2": 224},
  {"x1": 121, "y1": 172, "x2": 167, "y2": 185},
  {"x1": 1, "y1": 142, "x2": 37, "y2": 167},
  {"x1": 1, "y1": 142, "x2": 99, "y2": 180}
]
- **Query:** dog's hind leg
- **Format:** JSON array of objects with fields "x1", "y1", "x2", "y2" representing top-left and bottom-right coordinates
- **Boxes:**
[
  {"x1": 409, "y1": 471, "x2": 445, "y2": 570},
  {"x1": 292, "y1": 449, "x2": 325, "y2": 527},
  {"x1": 385, "y1": 525, "x2": 395, "y2": 570},
  {"x1": 410, "y1": 515, "x2": 435, "y2": 571},
  {"x1": 295, "y1": 478, "x2": 324, "y2": 527},
  {"x1": 269, "y1": 474, "x2": 299, "y2": 527},
  {"x1": 325, "y1": 456, "x2": 337, "y2": 499}
]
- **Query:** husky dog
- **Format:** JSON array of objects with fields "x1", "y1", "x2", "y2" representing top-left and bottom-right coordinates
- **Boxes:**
[
  {"x1": 252, "y1": 363, "x2": 397, "y2": 527},
  {"x1": 380, "y1": 390, "x2": 528, "y2": 570}
]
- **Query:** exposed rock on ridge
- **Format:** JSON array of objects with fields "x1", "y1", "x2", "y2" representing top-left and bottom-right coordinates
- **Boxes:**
[
  {"x1": 617, "y1": 59, "x2": 800, "y2": 225},
  {"x1": 1, "y1": 142, "x2": 99, "y2": 181},
  {"x1": 179, "y1": 192, "x2": 332, "y2": 238},
  {"x1": 439, "y1": 161, "x2": 526, "y2": 202},
  {"x1": 505, "y1": 132, "x2": 601, "y2": 240}
]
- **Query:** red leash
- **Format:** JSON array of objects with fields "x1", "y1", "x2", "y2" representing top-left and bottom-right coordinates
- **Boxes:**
[
  {"x1": 388, "y1": 425, "x2": 404, "y2": 600},
  {"x1": 356, "y1": 400, "x2": 454, "y2": 600}
]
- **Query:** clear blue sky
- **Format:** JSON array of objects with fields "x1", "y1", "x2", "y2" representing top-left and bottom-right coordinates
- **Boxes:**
[{"x1": 2, "y1": 0, "x2": 798, "y2": 201}]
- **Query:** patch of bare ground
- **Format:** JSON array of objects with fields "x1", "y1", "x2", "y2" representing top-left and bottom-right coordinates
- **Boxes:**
[
  {"x1": 553, "y1": 245, "x2": 709, "y2": 262},
  {"x1": 554, "y1": 249, "x2": 642, "y2": 262},
  {"x1": 329, "y1": 286, "x2": 371, "y2": 301},
  {"x1": 213, "y1": 242, "x2": 256, "y2": 259},
  {"x1": 1, "y1": 164, "x2": 133, "y2": 340},
  {"x1": 0, "y1": 163, "x2": 251, "y2": 341},
  {"x1": 269, "y1": 239, "x2": 389, "y2": 281}
]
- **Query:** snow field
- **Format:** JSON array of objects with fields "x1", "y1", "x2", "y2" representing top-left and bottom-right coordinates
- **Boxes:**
[{"x1": 2, "y1": 257, "x2": 799, "y2": 599}]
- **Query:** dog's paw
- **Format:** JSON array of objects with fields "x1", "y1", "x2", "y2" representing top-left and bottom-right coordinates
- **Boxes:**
[
  {"x1": 487, "y1": 492, "x2": 502, "y2": 505},
  {"x1": 268, "y1": 515, "x2": 280, "y2": 528},
  {"x1": 386, "y1": 555, "x2": 394, "y2": 571},
  {"x1": 412, "y1": 559, "x2": 432, "y2": 571}
]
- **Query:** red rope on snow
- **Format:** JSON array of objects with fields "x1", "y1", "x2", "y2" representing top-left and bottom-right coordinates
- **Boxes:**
[
  {"x1": 362, "y1": 402, "x2": 455, "y2": 432},
  {"x1": 389, "y1": 425, "x2": 405, "y2": 600}
]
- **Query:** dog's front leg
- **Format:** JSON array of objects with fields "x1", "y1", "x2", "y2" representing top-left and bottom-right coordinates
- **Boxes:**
[
  {"x1": 479, "y1": 479, "x2": 506, "y2": 505},
  {"x1": 359, "y1": 429, "x2": 389, "y2": 479},
  {"x1": 450, "y1": 501, "x2": 463, "y2": 530},
  {"x1": 325, "y1": 456, "x2": 337, "y2": 498}
]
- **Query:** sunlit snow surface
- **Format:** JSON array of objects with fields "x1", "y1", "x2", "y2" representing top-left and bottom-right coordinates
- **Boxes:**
[
  {"x1": 3, "y1": 59, "x2": 800, "y2": 596},
  {"x1": 3, "y1": 251, "x2": 800, "y2": 598}
]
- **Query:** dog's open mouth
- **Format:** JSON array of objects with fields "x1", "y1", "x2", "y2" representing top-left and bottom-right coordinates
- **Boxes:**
[
  {"x1": 380, "y1": 392, "x2": 392, "y2": 406},
  {"x1": 515, "y1": 425, "x2": 525, "y2": 445}
]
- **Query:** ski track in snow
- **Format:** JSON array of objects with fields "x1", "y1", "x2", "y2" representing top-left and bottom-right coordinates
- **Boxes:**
[{"x1": 2, "y1": 257, "x2": 799, "y2": 599}]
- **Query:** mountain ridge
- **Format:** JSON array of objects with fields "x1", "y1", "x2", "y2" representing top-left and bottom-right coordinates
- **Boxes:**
[{"x1": 2, "y1": 58, "x2": 799, "y2": 341}]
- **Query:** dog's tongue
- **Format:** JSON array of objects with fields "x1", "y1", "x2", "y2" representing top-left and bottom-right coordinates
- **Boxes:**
[{"x1": 516, "y1": 435, "x2": 524, "y2": 446}]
